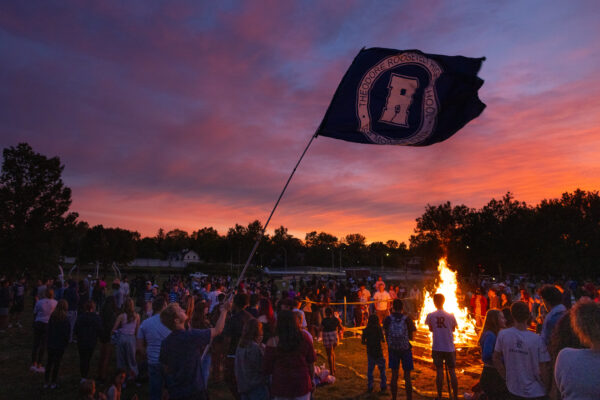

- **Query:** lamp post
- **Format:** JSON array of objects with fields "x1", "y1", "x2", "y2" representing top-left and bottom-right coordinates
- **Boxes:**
[{"x1": 327, "y1": 247, "x2": 334, "y2": 269}]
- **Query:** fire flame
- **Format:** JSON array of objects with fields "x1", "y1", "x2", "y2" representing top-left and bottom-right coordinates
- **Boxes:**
[{"x1": 417, "y1": 258, "x2": 478, "y2": 345}]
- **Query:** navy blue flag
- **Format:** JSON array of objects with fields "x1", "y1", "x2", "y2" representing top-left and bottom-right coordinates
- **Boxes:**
[{"x1": 316, "y1": 48, "x2": 486, "y2": 146}]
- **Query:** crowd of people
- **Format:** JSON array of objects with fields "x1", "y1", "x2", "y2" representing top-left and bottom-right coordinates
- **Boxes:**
[
  {"x1": 0, "y1": 270, "x2": 599, "y2": 400},
  {"x1": 465, "y1": 276, "x2": 600, "y2": 400}
]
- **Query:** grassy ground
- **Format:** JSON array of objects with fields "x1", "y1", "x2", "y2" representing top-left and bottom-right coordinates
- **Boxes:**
[{"x1": 1, "y1": 298, "x2": 480, "y2": 400}]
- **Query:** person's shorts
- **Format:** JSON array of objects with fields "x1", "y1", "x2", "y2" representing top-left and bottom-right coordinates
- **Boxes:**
[
  {"x1": 322, "y1": 330, "x2": 338, "y2": 348},
  {"x1": 431, "y1": 350, "x2": 456, "y2": 368},
  {"x1": 388, "y1": 348, "x2": 414, "y2": 372}
]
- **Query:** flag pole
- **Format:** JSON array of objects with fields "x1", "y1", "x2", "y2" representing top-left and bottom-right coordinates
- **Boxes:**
[
  {"x1": 233, "y1": 131, "x2": 318, "y2": 290},
  {"x1": 201, "y1": 132, "x2": 318, "y2": 361}
]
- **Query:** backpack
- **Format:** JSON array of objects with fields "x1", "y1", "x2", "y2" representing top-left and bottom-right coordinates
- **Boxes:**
[{"x1": 387, "y1": 314, "x2": 410, "y2": 351}]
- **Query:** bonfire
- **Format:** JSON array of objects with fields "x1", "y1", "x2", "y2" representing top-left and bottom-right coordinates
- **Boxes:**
[{"x1": 416, "y1": 258, "x2": 478, "y2": 347}]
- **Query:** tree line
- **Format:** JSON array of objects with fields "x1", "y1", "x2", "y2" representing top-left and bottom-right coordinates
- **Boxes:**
[{"x1": 1, "y1": 143, "x2": 599, "y2": 278}]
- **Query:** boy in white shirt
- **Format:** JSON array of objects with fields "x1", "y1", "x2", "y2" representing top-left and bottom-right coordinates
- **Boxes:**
[
  {"x1": 493, "y1": 301, "x2": 551, "y2": 400},
  {"x1": 425, "y1": 293, "x2": 458, "y2": 400}
]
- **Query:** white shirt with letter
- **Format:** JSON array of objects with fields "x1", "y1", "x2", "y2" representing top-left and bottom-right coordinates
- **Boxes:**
[
  {"x1": 494, "y1": 326, "x2": 551, "y2": 398},
  {"x1": 425, "y1": 309, "x2": 457, "y2": 352}
]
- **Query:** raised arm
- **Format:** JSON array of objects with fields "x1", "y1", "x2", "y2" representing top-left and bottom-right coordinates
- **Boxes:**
[{"x1": 210, "y1": 300, "x2": 231, "y2": 338}]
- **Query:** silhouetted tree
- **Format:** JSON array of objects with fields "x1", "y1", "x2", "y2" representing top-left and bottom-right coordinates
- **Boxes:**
[
  {"x1": 0, "y1": 143, "x2": 78, "y2": 274},
  {"x1": 79, "y1": 225, "x2": 139, "y2": 267}
]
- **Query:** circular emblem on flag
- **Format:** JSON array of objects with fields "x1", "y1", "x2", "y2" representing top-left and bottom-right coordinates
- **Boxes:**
[{"x1": 357, "y1": 52, "x2": 442, "y2": 145}]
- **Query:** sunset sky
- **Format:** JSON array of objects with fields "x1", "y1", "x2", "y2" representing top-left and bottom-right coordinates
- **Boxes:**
[{"x1": 1, "y1": 1, "x2": 599, "y2": 244}]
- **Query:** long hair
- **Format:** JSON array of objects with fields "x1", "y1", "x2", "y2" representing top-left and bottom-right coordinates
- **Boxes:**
[
  {"x1": 122, "y1": 297, "x2": 136, "y2": 323},
  {"x1": 51, "y1": 299, "x2": 68, "y2": 321},
  {"x1": 276, "y1": 310, "x2": 303, "y2": 352},
  {"x1": 191, "y1": 300, "x2": 210, "y2": 329},
  {"x1": 258, "y1": 298, "x2": 275, "y2": 325},
  {"x1": 570, "y1": 299, "x2": 600, "y2": 348},
  {"x1": 185, "y1": 296, "x2": 195, "y2": 321},
  {"x1": 548, "y1": 310, "x2": 582, "y2": 361},
  {"x1": 363, "y1": 314, "x2": 382, "y2": 338},
  {"x1": 239, "y1": 318, "x2": 262, "y2": 348},
  {"x1": 478, "y1": 309, "x2": 503, "y2": 345}
]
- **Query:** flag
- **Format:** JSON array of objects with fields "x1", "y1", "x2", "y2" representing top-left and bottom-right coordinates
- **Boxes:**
[{"x1": 316, "y1": 48, "x2": 486, "y2": 146}]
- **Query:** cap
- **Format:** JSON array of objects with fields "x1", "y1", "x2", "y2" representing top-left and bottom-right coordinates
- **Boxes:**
[{"x1": 146, "y1": 281, "x2": 152, "y2": 285}]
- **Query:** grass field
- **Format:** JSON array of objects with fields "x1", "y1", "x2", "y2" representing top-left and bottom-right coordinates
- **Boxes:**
[{"x1": 1, "y1": 298, "x2": 480, "y2": 400}]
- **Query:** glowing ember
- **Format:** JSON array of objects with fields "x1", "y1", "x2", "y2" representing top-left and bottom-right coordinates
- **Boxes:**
[{"x1": 417, "y1": 258, "x2": 478, "y2": 345}]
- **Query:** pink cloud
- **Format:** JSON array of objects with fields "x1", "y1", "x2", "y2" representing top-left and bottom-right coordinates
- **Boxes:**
[{"x1": 2, "y1": 1, "x2": 600, "y2": 245}]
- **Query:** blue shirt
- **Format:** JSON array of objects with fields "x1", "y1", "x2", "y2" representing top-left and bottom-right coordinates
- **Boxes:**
[
  {"x1": 168, "y1": 290, "x2": 180, "y2": 304},
  {"x1": 160, "y1": 328, "x2": 211, "y2": 398},
  {"x1": 480, "y1": 330, "x2": 496, "y2": 366},
  {"x1": 137, "y1": 314, "x2": 171, "y2": 364},
  {"x1": 541, "y1": 304, "x2": 566, "y2": 345}
]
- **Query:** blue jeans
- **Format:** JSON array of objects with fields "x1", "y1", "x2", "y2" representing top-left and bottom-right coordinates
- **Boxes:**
[
  {"x1": 148, "y1": 363, "x2": 163, "y2": 400},
  {"x1": 241, "y1": 384, "x2": 269, "y2": 400},
  {"x1": 367, "y1": 356, "x2": 387, "y2": 390}
]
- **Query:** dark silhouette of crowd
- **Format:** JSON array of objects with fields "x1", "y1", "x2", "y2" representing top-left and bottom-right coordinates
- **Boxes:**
[{"x1": 1, "y1": 269, "x2": 599, "y2": 400}]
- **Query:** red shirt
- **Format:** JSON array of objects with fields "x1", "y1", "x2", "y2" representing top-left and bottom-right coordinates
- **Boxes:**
[{"x1": 263, "y1": 331, "x2": 316, "y2": 397}]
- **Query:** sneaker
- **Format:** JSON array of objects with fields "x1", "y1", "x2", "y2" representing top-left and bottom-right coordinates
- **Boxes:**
[
  {"x1": 30, "y1": 365, "x2": 38, "y2": 372},
  {"x1": 36, "y1": 366, "x2": 45, "y2": 373},
  {"x1": 49, "y1": 383, "x2": 57, "y2": 389}
]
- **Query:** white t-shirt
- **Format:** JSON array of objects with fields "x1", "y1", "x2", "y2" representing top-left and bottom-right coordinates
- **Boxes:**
[
  {"x1": 293, "y1": 308, "x2": 307, "y2": 328},
  {"x1": 137, "y1": 314, "x2": 171, "y2": 365},
  {"x1": 425, "y1": 309, "x2": 457, "y2": 352},
  {"x1": 494, "y1": 327, "x2": 551, "y2": 398},
  {"x1": 34, "y1": 298, "x2": 58, "y2": 323},
  {"x1": 120, "y1": 281, "x2": 130, "y2": 296},
  {"x1": 373, "y1": 291, "x2": 391, "y2": 311},
  {"x1": 555, "y1": 348, "x2": 600, "y2": 400},
  {"x1": 357, "y1": 289, "x2": 371, "y2": 303}
]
